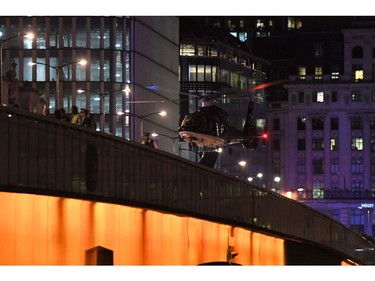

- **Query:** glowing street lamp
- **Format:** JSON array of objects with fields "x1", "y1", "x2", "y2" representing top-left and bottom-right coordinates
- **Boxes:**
[
  {"x1": 78, "y1": 86, "x2": 129, "y2": 132},
  {"x1": 238, "y1": 160, "x2": 247, "y2": 167},
  {"x1": 248, "y1": 172, "x2": 264, "y2": 187},
  {"x1": 29, "y1": 59, "x2": 87, "y2": 109},
  {"x1": 1, "y1": 32, "x2": 34, "y2": 104}
]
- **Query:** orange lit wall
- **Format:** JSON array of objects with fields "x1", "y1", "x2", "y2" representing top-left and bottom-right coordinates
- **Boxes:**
[{"x1": 0, "y1": 192, "x2": 286, "y2": 265}]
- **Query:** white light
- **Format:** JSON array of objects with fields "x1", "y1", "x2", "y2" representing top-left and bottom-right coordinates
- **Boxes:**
[
  {"x1": 256, "y1": 173, "x2": 263, "y2": 178},
  {"x1": 247, "y1": 177, "x2": 253, "y2": 182},
  {"x1": 123, "y1": 84, "x2": 130, "y2": 96},
  {"x1": 159, "y1": 111, "x2": 167, "y2": 116},
  {"x1": 238, "y1": 161, "x2": 246, "y2": 167},
  {"x1": 274, "y1": 176, "x2": 281, "y2": 183}
]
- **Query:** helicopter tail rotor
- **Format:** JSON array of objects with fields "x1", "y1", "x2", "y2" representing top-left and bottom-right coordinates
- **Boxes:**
[{"x1": 241, "y1": 100, "x2": 259, "y2": 150}]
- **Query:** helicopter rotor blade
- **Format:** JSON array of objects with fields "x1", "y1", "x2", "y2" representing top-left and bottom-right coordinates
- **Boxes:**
[
  {"x1": 144, "y1": 85, "x2": 201, "y2": 98},
  {"x1": 241, "y1": 79, "x2": 289, "y2": 93},
  {"x1": 127, "y1": 79, "x2": 288, "y2": 104}
]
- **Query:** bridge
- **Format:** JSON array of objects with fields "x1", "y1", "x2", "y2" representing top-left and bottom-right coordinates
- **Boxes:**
[{"x1": 0, "y1": 105, "x2": 374, "y2": 265}]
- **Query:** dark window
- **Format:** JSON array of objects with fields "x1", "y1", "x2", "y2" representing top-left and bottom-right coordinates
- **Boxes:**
[
  {"x1": 350, "y1": 117, "x2": 363, "y2": 130},
  {"x1": 312, "y1": 117, "x2": 324, "y2": 130},
  {"x1": 330, "y1": 159, "x2": 339, "y2": 174},
  {"x1": 370, "y1": 117, "x2": 375, "y2": 129},
  {"x1": 297, "y1": 139, "x2": 305, "y2": 150},
  {"x1": 331, "y1": 91, "x2": 338, "y2": 102},
  {"x1": 351, "y1": 91, "x2": 363, "y2": 102},
  {"x1": 312, "y1": 138, "x2": 324, "y2": 150},
  {"x1": 272, "y1": 138, "x2": 280, "y2": 151},
  {"x1": 351, "y1": 157, "x2": 363, "y2": 174},
  {"x1": 298, "y1": 91, "x2": 304, "y2": 103},
  {"x1": 297, "y1": 117, "x2": 306, "y2": 130},
  {"x1": 312, "y1": 159, "x2": 324, "y2": 174},
  {"x1": 314, "y1": 41, "x2": 324, "y2": 57},
  {"x1": 272, "y1": 118, "x2": 280, "y2": 130},
  {"x1": 352, "y1": 46, "x2": 363, "y2": 58},
  {"x1": 330, "y1": 117, "x2": 339, "y2": 130}
]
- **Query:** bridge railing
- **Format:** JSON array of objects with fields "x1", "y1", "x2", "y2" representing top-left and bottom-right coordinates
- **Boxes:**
[{"x1": 0, "y1": 105, "x2": 374, "y2": 264}]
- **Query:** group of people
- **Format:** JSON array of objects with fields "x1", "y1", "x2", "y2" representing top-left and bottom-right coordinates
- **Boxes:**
[{"x1": 44, "y1": 105, "x2": 97, "y2": 130}]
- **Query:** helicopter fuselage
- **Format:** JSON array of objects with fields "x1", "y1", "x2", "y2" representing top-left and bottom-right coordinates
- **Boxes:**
[{"x1": 178, "y1": 105, "x2": 244, "y2": 148}]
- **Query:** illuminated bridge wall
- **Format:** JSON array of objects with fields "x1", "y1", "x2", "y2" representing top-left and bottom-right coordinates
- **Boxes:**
[
  {"x1": 0, "y1": 192, "x2": 284, "y2": 265},
  {"x1": 0, "y1": 105, "x2": 374, "y2": 265}
]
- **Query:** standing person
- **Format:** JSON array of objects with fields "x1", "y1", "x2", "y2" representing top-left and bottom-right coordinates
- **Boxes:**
[
  {"x1": 70, "y1": 105, "x2": 82, "y2": 124},
  {"x1": 55, "y1": 108, "x2": 69, "y2": 121},
  {"x1": 141, "y1": 132, "x2": 158, "y2": 149},
  {"x1": 42, "y1": 106, "x2": 50, "y2": 116},
  {"x1": 80, "y1": 108, "x2": 92, "y2": 128}
]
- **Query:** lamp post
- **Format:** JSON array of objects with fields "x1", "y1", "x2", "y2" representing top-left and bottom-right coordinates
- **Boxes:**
[
  {"x1": 29, "y1": 59, "x2": 86, "y2": 110},
  {"x1": 117, "y1": 110, "x2": 167, "y2": 141},
  {"x1": 151, "y1": 132, "x2": 179, "y2": 154},
  {"x1": 221, "y1": 160, "x2": 247, "y2": 176},
  {"x1": 139, "y1": 111, "x2": 167, "y2": 137},
  {"x1": 78, "y1": 86, "x2": 130, "y2": 132},
  {"x1": 1, "y1": 32, "x2": 34, "y2": 104}
]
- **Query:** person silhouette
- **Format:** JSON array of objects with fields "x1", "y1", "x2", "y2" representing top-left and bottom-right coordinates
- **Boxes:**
[{"x1": 141, "y1": 132, "x2": 158, "y2": 148}]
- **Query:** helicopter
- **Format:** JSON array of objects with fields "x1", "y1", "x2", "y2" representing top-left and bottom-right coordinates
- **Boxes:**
[
  {"x1": 179, "y1": 99, "x2": 262, "y2": 151},
  {"x1": 178, "y1": 80, "x2": 287, "y2": 152}
]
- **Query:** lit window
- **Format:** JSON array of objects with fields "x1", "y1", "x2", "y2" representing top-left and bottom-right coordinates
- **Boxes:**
[
  {"x1": 298, "y1": 66, "x2": 306, "y2": 80},
  {"x1": 351, "y1": 138, "x2": 363, "y2": 151},
  {"x1": 312, "y1": 91, "x2": 324, "y2": 103},
  {"x1": 331, "y1": 72, "x2": 340, "y2": 80},
  {"x1": 314, "y1": 66, "x2": 323, "y2": 80},
  {"x1": 330, "y1": 138, "x2": 338, "y2": 150},
  {"x1": 312, "y1": 181, "x2": 324, "y2": 198},
  {"x1": 180, "y1": 44, "x2": 195, "y2": 56},
  {"x1": 189, "y1": 64, "x2": 196, "y2": 81},
  {"x1": 355, "y1": 70, "x2": 364, "y2": 81}
]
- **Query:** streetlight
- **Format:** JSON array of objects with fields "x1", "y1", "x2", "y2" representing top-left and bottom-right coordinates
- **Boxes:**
[
  {"x1": 247, "y1": 172, "x2": 264, "y2": 187},
  {"x1": 151, "y1": 132, "x2": 180, "y2": 154},
  {"x1": 117, "y1": 110, "x2": 167, "y2": 140},
  {"x1": 78, "y1": 86, "x2": 130, "y2": 132},
  {"x1": 139, "y1": 111, "x2": 167, "y2": 137},
  {"x1": 28, "y1": 59, "x2": 87, "y2": 109},
  {"x1": 1, "y1": 32, "x2": 34, "y2": 104}
]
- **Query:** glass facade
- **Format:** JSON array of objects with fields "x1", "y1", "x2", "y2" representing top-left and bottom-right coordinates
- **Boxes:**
[{"x1": 0, "y1": 16, "x2": 131, "y2": 135}]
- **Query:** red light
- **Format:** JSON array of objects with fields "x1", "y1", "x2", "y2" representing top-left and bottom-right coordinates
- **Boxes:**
[{"x1": 262, "y1": 133, "x2": 268, "y2": 139}]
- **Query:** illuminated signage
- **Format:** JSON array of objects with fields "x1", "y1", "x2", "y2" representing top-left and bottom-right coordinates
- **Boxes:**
[{"x1": 360, "y1": 203, "x2": 374, "y2": 209}]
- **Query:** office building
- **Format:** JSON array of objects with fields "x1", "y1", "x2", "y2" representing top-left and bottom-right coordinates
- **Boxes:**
[
  {"x1": 0, "y1": 16, "x2": 179, "y2": 152},
  {"x1": 199, "y1": 16, "x2": 375, "y2": 239},
  {"x1": 179, "y1": 16, "x2": 269, "y2": 179}
]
